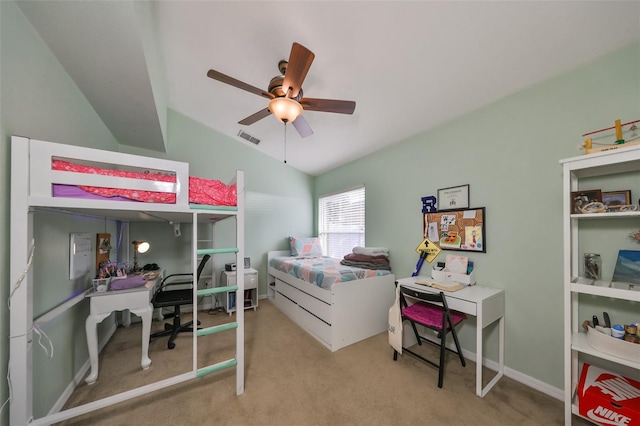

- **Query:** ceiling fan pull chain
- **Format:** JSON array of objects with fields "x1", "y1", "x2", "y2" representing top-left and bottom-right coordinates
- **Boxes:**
[{"x1": 283, "y1": 122, "x2": 287, "y2": 164}]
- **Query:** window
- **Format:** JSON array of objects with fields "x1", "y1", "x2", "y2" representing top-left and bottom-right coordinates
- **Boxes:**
[{"x1": 318, "y1": 186, "x2": 365, "y2": 259}]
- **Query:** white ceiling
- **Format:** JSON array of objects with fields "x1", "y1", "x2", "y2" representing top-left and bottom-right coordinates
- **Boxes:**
[{"x1": 17, "y1": 1, "x2": 640, "y2": 176}]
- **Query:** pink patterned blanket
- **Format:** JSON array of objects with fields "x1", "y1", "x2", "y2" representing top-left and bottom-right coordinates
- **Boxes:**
[{"x1": 52, "y1": 160, "x2": 236, "y2": 206}]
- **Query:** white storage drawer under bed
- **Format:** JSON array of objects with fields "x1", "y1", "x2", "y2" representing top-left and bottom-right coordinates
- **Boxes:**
[
  {"x1": 274, "y1": 285, "x2": 332, "y2": 346},
  {"x1": 275, "y1": 278, "x2": 332, "y2": 324}
]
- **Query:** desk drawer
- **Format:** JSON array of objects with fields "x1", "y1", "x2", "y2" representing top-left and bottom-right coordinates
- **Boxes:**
[{"x1": 446, "y1": 296, "x2": 476, "y2": 316}]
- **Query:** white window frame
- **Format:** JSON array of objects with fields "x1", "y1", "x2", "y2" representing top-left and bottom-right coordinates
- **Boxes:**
[{"x1": 318, "y1": 185, "x2": 365, "y2": 259}]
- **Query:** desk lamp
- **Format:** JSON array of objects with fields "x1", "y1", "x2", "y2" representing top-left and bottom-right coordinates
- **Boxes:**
[{"x1": 132, "y1": 240, "x2": 150, "y2": 272}]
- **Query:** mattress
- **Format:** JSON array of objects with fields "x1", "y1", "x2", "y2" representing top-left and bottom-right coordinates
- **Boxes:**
[
  {"x1": 269, "y1": 255, "x2": 391, "y2": 290},
  {"x1": 51, "y1": 159, "x2": 236, "y2": 206}
]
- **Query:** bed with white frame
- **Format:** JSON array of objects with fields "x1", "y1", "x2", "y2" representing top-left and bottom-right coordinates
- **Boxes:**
[
  {"x1": 9, "y1": 136, "x2": 245, "y2": 425},
  {"x1": 267, "y1": 250, "x2": 396, "y2": 352}
]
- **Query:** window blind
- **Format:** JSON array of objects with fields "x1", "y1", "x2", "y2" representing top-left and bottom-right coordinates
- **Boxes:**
[{"x1": 318, "y1": 186, "x2": 365, "y2": 259}]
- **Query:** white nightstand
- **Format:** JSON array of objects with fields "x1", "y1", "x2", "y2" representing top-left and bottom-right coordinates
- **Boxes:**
[{"x1": 221, "y1": 268, "x2": 258, "y2": 315}]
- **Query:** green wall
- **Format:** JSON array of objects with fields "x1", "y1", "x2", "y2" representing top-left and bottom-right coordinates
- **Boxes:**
[
  {"x1": 315, "y1": 42, "x2": 640, "y2": 390},
  {"x1": 1, "y1": 0, "x2": 639, "y2": 421},
  {"x1": 0, "y1": 1, "x2": 313, "y2": 420},
  {"x1": 1, "y1": 1, "x2": 120, "y2": 420}
]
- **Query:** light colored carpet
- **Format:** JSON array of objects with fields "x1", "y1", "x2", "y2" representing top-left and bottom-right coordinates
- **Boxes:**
[{"x1": 58, "y1": 299, "x2": 586, "y2": 425}]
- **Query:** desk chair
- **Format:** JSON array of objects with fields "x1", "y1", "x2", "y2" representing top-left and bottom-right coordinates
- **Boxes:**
[
  {"x1": 151, "y1": 254, "x2": 210, "y2": 349},
  {"x1": 393, "y1": 285, "x2": 467, "y2": 388}
]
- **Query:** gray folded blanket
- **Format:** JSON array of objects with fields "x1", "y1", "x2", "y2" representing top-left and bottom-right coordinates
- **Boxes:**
[{"x1": 352, "y1": 246, "x2": 389, "y2": 257}]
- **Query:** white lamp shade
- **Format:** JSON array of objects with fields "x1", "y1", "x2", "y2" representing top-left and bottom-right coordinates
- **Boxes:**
[
  {"x1": 269, "y1": 97, "x2": 303, "y2": 123},
  {"x1": 134, "y1": 241, "x2": 150, "y2": 253}
]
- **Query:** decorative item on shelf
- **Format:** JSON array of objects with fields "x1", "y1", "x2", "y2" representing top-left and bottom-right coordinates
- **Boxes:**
[
  {"x1": 579, "y1": 118, "x2": 640, "y2": 154},
  {"x1": 571, "y1": 190, "x2": 602, "y2": 214},
  {"x1": 629, "y1": 230, "x2": 640, "y2": 243},
  {"x1": 602, "y1": 190, "x2": 632, "y2": 211},
  {"x1": 580, "y1": 202, "x2": 607, "y2": 214},
  {"x1": 583, "y1": 253, "x2": 601, "y2": 280}
]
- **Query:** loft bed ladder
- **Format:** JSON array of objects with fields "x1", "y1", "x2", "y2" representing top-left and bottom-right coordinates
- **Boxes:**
[{"x1": 190, "y1": 204, "x2": 245, "y2": 389}]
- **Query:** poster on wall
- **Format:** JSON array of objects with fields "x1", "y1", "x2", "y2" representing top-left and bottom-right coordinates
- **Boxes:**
[{"x1": 423, "y1": 207, "x2": 485, "y2": 253}]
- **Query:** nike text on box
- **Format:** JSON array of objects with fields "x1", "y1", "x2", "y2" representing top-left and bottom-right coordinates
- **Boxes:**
[{"x1": 578, "y1": 363, "x2": 640, "y2": 426}]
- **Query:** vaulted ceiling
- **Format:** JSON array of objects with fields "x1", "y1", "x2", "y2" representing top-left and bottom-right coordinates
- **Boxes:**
[{"x1": 17, "y1": 1, "x2": 640, "y2": 175}]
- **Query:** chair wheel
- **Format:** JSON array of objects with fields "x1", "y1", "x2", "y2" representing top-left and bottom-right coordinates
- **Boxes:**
[{"x1": 168, "y1": 342, "x2": 175, "y2": 350}]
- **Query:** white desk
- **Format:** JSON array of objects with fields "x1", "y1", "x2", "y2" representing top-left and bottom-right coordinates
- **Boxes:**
[
  {"x1": 397, "y1": 277, "x2": 505, "y2": 397},
  {"x1": 84, "y1": 272, "x2": 163, "y2": 385}
]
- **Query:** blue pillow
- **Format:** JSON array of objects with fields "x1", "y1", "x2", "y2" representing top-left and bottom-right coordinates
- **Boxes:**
[{"x1": 289, "y1": 237, "x2": 324, "y2": 256}]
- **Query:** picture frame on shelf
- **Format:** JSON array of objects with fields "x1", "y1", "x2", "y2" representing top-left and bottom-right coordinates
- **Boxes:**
[
  {"x1": 437, "y1": 184, "x2": 469, "y2": 211},
  {"x1": 601, "y1": 190, "x2": 631, "y2": 210},
  {"x1": 571, "y1": 189, "x2": 602, "y2": 214}
]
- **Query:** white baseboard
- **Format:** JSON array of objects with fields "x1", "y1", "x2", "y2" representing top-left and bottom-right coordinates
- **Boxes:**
[
  {"x1": 458, "y1": 346, "x2": 563, "y2": 400},
  {"x1": 48, "y1": 322, "x2": 118, "y2": 416},
  {"x1": 409, "y1": 327, "x2": 563, "y2": 401}
]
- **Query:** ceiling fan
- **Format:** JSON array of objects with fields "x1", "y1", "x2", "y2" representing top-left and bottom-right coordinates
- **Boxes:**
[{"x1": 206, "y1": 42, "x2": 356, "y2": 138}]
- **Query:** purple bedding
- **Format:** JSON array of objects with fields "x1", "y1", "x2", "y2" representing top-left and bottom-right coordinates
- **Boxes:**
[{"x1": 53, "y1": 184, "x2": 133, "y2": 202}]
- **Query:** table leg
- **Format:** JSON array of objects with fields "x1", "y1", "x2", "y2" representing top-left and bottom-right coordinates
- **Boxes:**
[
  {"x1": 122, "y1": 309, "x2": 132, "y2": 327},
  {"x1": 497, "y1": 315, "x2": 505, "y2": 375},
  {"x1": 84, "y1": 312, "x2": 110, "y2": 385},
  {"x1": 476, "y1": 318, "x2": 483, "y2": 397},
  {"x1": 477, "y1": 315, "x2": 506, "y2": 397},
  {"x1": 130, "y1": 304, "x2": 152, "y2": 370}
]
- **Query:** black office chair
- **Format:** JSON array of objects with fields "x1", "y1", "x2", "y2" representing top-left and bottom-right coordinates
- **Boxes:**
[
  {"x1": 393, "y1": 285, "x2": 467, "y2": 388},
  {"x1": 151, "y1": 254, "x2": 210, "y2": 349}
]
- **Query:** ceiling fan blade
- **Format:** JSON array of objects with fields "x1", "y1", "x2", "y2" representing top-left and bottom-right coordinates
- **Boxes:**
[
  {"x1": 207, "y1": 69, "x2": 274, "y2": 99},
  {"x1": 238, "y1": 108, "x2": 272, "y2": 125},
  {"x1": 292, "y1": 115, "x2": 313, "y2": 138},
  {"x1": 299, "y1": 98, "x2": 356, "y2": 115},
  {"x1": 282, "y1": 42, "x2": 315, "y2": 99}
]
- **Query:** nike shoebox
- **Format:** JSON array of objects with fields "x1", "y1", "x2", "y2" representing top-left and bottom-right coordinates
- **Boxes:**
[{"x1": 578, "y1": 363, "x2": 640, "y2": 426}]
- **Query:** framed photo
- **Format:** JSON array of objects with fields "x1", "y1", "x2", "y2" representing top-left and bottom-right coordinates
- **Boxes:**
[
  {"x1": 423, "y1": 207, "x2": 485, "y2": 253},
  {"x1": 571, "y1": 189, "x2": 602, "y2": 214},
  {"x1": 602, "y1": 190, "x2": 631, "y2": 210},
  {"x1": 437, "y1": 184, "x2": 470, "y2": 211}
]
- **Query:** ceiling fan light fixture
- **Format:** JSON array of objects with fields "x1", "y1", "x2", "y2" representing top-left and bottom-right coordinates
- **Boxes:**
[{"x1": 269, "y1": 97, "x2": 303, "y2": 123}]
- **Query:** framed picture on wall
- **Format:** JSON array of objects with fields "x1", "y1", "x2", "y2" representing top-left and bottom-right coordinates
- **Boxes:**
[
  {"x1": 423, "y1": 207, "x2": 485, "y2": 253},
  {"x1": 437, "y1": 184, "x2": 469, "y2": 211}
]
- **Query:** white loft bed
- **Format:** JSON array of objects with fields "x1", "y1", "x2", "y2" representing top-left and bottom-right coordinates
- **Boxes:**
[
  {"x1": 267, "y1": 250, "x2": 396, "y2": 352},
  {"x1": 9, "y1": 136, "x2": 245, "y2": 425}
]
